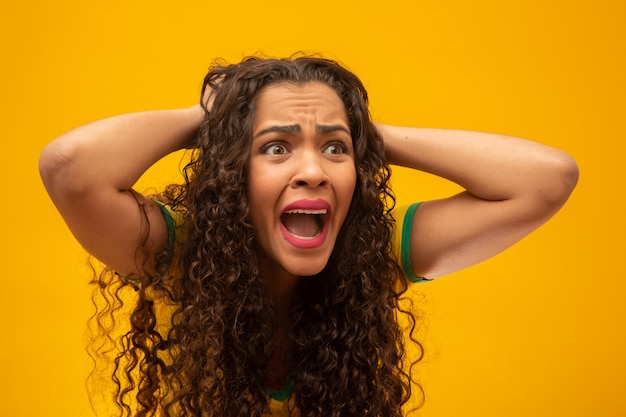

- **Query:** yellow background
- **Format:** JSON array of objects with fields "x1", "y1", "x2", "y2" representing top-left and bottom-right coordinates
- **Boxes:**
[{"x1": 1, "y1": 0, "x2": 624, "y2": 416}]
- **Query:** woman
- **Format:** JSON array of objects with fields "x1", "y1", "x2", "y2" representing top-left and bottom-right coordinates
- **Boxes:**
[{"x1": 39, "y1": 55, "x2": 578, "y2": 417}]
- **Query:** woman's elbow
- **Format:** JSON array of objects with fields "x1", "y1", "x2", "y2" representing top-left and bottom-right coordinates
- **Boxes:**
[
  {"x1": 535, "y1": 150, "x2": 579, "y2": 212},
  {"x1": 39, "y1": 139, "x2": 89, "y2": 200}
]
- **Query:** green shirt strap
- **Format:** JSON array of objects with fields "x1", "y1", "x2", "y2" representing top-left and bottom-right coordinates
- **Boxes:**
[
  {"x1": 400, "y1": 202, "x2": 429, "y2": 283},
  {"x1": 154, "y1": 200, "x2": 176, "y2": 251}
]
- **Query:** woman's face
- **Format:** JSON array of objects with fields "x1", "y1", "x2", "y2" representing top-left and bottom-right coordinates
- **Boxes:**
[{"x1": 248, "y1": 81, "x2": 357, "y2": 280}]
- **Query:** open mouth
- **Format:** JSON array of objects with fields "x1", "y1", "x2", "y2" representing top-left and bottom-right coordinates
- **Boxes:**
[{"x1": 280, "y1": 209, "x2": 328, "y2": 240}]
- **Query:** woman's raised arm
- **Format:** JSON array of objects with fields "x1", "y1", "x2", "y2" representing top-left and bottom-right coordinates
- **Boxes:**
[
  {"x1": 39, "y1": 105, "x2": 204, "y2": 276},
  {"x1": 377, "y1": 124, "x2": 579, "y2": 279}
]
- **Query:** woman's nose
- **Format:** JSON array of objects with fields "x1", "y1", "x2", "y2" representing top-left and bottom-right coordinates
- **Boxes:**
[{"x1": 290, "y1": 150, "x2": 329, "y2": 188}]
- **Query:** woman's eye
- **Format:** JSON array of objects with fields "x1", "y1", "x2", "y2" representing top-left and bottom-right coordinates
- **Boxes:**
[
  {"x1": 263, "y1": 143, "x2": 288, "y2": 155},
  {"x1": 324, "y1": 142, "x2": 347, "y2": 155}
]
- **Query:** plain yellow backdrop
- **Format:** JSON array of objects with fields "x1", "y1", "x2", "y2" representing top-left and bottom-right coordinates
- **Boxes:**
[{"x1": 1, "y1": 0, "x2": 624, "y2": 416}]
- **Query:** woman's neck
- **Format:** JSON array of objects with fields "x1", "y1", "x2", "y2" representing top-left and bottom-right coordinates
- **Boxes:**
[
  {"x1": 258, "y1": 259, "x2": 302, "y2": 390},
  {"x1": 259, "y1": 259, "x2": 300, "y2": 314}
]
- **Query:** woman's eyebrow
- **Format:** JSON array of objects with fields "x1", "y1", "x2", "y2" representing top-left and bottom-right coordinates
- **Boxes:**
[
  {"x1": 253, "y1": 123, "x2": 350, "y2": 139},
  {"x1": 316, "y1": 124, "x2": 351, "y2": 135},
  {"x1": 253, "y1": 124, "x2": 301, "y2": 138}
]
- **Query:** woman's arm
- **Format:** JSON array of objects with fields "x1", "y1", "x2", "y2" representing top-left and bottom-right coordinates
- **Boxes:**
[
  {"x1": 39, "y1": 105, "x2": 204, "y2": 276},
  {"x1": 377, "y1": 124, "x2": 579, "y2": 279}
]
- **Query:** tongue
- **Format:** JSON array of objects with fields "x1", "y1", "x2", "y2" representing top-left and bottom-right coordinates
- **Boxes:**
[{"x1": 282, "y1": 213, "x2": 321, "y2": 238}]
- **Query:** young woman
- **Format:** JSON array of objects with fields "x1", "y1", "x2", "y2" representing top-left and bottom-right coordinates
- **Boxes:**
[{"x1": 39, "y1": 55, "x2": 578, "y2": 417}]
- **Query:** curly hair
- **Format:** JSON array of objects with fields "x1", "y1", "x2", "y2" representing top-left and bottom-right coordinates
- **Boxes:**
[{"x1": 88, "y1": 54, "x2": 424, "y2": 417}]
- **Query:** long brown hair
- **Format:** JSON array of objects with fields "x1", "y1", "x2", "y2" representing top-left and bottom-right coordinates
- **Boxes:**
[{"x1": 89, "y1": 54, "x2": 423, "y2": 417}]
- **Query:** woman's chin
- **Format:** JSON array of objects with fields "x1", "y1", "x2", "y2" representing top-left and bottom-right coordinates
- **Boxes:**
[
  {"x1": 258, "y1": 251, "x2": 329, "y2": 281},
  {"x1": 286, "y1": 262, "x2": 326, "y2": 278}
]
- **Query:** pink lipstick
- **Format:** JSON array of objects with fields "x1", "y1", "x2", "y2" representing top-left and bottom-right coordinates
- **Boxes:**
[{"x1": 280, "y1": 199, "x2": 332, "y2": 249}]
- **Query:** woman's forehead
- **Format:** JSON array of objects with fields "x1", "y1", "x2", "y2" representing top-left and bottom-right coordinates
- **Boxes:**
[{"x1": 253, "y1": 82, "x2": 348, "y2": 127}]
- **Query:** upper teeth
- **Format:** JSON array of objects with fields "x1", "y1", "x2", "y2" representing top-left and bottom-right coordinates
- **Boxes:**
[{"x1": 285, "y1": 209, "x2": 327, "y2": 215}]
